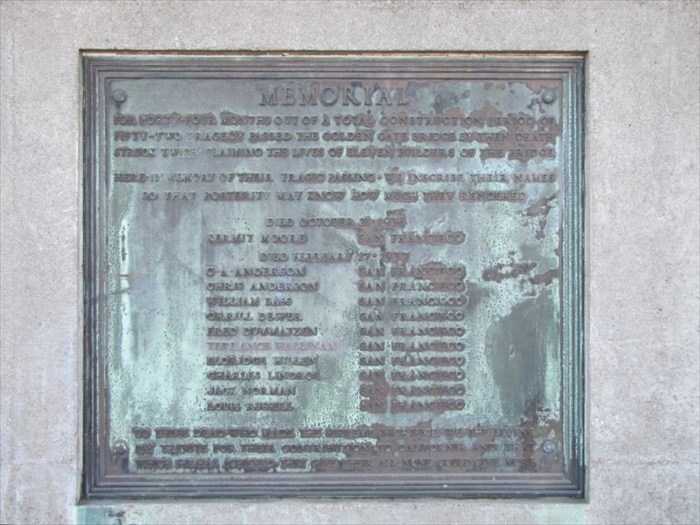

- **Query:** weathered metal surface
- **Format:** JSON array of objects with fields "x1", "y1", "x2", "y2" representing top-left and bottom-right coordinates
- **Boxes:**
[{"x1": 82, "y1": 53, "x2": 584, "y2": 498}]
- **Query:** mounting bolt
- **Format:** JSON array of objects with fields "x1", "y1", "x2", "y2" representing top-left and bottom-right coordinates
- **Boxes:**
[
  {"x1": 113, "y1": 442, "x2": 127, "y2": 455},
  {"x1": 541, "y1": 89, "x2": 556, "y2": 104},
  {"x1": 542, "y1": 440, "x2": 555, "y2": 454},
  {"x1": 112, "y1": 89, "x2": 127, "y2": 104}
]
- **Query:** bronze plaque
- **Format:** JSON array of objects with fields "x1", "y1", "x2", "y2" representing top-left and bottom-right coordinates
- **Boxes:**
[{"x1": 83, "y1": 53, "x2": 584, "y2": 498}]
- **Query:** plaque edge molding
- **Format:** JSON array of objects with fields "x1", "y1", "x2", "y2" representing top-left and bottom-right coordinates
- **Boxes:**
[{"x1": 81, "y1": 52, "x2": 586, "y2": 501}]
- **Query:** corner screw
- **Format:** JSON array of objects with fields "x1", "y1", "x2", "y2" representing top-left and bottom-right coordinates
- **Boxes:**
[
  {"x1": 112, "y1": 89, "x2": 127, "y2": 104},
  {"x1": 542, "y1": 440, "x2": 555, "y2": 454},
  {"x1": 113, "y1": 442, "x2": 127, "y2": 455},
  {"x1": 541, "y1": 89, "x2": 556, "y2": 104}
]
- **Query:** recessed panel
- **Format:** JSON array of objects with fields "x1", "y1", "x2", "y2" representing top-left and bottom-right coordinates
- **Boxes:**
[{"x1": 83, "y1": 53, "x2": 584, "y2": 498}]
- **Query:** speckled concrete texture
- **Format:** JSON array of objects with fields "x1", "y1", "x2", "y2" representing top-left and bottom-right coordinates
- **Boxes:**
[{"x1": 1, "y1": 1, "x2": 698, "y2": 524}]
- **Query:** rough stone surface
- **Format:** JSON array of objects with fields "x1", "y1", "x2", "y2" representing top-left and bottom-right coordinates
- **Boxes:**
[{"x1": 1, "y1": 1, "x2": 698, "y2": 524}]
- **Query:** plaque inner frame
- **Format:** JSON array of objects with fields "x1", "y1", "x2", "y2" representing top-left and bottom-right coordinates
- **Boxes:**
[{"x1": 82, "y1": 52, "x2": 585, "y2": 499}]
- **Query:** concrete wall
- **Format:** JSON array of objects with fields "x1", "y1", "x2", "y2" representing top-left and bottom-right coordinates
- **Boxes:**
[{"x1": 1, "y1": 1, "x2": 698, "y2": 523}]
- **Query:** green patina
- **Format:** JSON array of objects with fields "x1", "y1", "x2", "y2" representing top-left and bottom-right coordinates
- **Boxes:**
[{"x1": 84, "y1": 54, "x2": 584, "y2": 497}]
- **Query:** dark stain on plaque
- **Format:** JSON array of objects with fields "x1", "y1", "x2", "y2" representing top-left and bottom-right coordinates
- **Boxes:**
[
  {"x1": 432, "y1": 87, "x2": 468, "y2": 114},
  {"x1": 466, "y1": 101, "x2": 562, "y2": 162},
  {"x1": 485, "y1": 291, "x2": 553, "y2": 421},
  {"x1": 482, "y1": 258, "x2": 538, "y2": 283},
  {"x1": 524, "y1": 193, "x2": 557, "y2": 240},
  {"x1": 528, "y1": 268, "x2": 559, "y2": 286},
  {"x1": 409, "y1": 261, "x2": 465, "y2": 285}
]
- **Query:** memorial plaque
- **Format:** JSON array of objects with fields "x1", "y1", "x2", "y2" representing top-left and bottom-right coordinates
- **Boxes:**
[{"x1": 83, "y1": 53, "x2": 584, "y2": 498}]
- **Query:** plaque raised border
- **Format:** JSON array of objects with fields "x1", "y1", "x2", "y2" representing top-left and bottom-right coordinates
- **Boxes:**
[{"x1": 82, "y1": 52, "x2": 585, "y2": 499}]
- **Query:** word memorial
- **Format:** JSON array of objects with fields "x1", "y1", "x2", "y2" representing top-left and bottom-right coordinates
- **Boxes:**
[{"x1": 83, "y1": 53, "x2": 584, "y2": 498}]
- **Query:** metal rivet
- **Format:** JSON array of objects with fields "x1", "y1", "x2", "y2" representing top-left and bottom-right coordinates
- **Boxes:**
[
  {"x1": 542, "y1": 440, "x2": 555, "y2": 454},
  {"x1": 113, "y1": 442, "x2": 127, "y2": 455},
  {"x1": 541, "y1": 89, "x2": 556, "y2": 104},
  {"x1": 112, "y1": 89, "x2": 127, "y2": 104}
]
